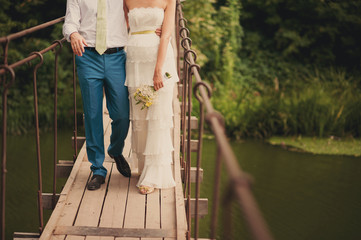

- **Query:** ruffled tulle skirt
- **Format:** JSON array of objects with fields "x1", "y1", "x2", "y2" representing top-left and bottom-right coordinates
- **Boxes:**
[
  {"x1": 128, "y1": 82, "x2": 175, "y2": 188},
  {"x1": 125, "y1": 34, "x2": 178, "y2": 189}
]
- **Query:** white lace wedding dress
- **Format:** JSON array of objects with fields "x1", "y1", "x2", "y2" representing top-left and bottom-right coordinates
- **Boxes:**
[{"x1": 125, "y1": 7, "x2": 179, "y2": 189}]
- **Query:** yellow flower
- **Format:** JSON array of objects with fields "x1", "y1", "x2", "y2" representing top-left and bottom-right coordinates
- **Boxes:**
[{"x1": 134, "y1": 85, "x2": 157, "y2": 110}]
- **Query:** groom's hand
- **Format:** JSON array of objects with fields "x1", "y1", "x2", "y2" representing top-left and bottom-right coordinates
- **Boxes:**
[
  {"x1": 70, "y1": 32, "x2": 88, "y2": 56},
  {"x1": 155, "y1": 28, "x2": 162, "y2": 37}
]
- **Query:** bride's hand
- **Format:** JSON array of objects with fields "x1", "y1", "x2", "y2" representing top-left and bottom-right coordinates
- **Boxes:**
[{"x1": 153, "y1": 70, "x2": 164, "y2": 91}]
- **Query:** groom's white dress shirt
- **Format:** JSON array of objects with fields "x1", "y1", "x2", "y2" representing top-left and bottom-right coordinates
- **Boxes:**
[{"x1": 63, "y1": 0, "x2": 128, "y2": 48}]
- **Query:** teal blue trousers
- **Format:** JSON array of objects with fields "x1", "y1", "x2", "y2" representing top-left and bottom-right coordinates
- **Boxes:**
[{"x1": 76, "y1": 49, "x2": 129, "y2": 177}]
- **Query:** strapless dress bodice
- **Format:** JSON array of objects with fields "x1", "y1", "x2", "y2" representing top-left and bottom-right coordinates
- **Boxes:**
[
  {"x1": 125, "y1": 7, "x2": 179, "y2": 88},
  {"x1": 126, "y1": 7, "x2": 166, "y2": 63},
  {"x1": 128, "y1": 7, "x2": 164, "y2": 33}
]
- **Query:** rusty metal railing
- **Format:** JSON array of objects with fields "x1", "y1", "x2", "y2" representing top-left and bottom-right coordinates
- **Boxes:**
[
  {"x1": 0, "y1": 17, "x2": 79, "y2": 238},
  {"x1": 1, "y1": 3, "x2": 273, "y2": 239},
  {"x1": 176, "y1": 1, "x2": 274, "y2": 240}
]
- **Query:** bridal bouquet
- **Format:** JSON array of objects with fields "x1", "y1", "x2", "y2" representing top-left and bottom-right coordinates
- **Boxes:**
[
  {"x1": 134, "y1": 85, "x2": 157, "y2": 110},
  {"x1": 133, "y1": 72, "x2": 172, "y2": 110}
]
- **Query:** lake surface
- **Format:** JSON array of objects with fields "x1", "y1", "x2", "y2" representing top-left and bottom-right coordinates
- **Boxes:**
[
  {"x1": 198, "y1": 139, "x2": 361, "y2": 240},
  {"x1": 1, "y1": 133, "x2": 361, "y2": 240},
  {"x1": 1, "y1": 130, "x2": 74, "y2": 239}
]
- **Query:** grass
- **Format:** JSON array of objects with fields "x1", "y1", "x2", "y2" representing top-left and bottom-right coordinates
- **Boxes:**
[
  {"x1": 268, "y1": 136, "x2": 361, "y2": 157},
  {"x1": 208, "y1": 64, "x2": 361, "y2": 139}
]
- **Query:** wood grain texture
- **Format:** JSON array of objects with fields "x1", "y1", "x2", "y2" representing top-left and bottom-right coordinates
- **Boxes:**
[
  {"x1": 118, "y1": 176, "x2": 146, "y2": 240},
  {"x1": 47, "y1": 162, "x2": 91, "y2": 240},
  {"x1": 56, "y1": 160, "x2": 74, "y2": 179},
  {"x1": 181, "y1": 167, "x2": 204, "y2": 183},
  {"x1": 73, "y1": 162, "x2": 112, "y2": 226},
  {"x1": 66, "y1": 163, "x2": 111, "y2": 240},
  {"x1": 54, "y1": 226, "x2": 176, "y2": 238},
  {"x1": 143, "y1": 189, "x2": 161, "y2": 240},
  {"x1": 171, "y1": 26, "x2": 188, "y2": 240},
  {"x1": 172, "y1": 84, "x2": 188, "y2": 239},
  {"x1": 41, "y1": 98, "x2": 112, "y2": 240},
  {"x1": 99, "y1": 167, "x2": 129, "y2": 228},
  {"x1": 97, "y1": 163, "x2": 130, "y2": 240},
  {"x1": 41, "y1": 66, "x2": 189, "y2": 240},
  {"x1": 161, "y1": 187, "x2": 177, "y2": 240},
  {"x1": 185, "y1": 198, "x2": 208, "y2": 218}
]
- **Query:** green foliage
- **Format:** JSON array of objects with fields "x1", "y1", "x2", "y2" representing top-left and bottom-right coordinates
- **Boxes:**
[
  {"x1": 217, "y1": 0, "x2": 243, "y2": 85},
  {"x1": 1, "y1": 0, "x2": 82, "y2": 134},
  {"x1": 212, "y1": 67, "x2": 361, "y2": 139},
  {"x1": 185, "y1": 0, "x2": 361, "y2": 139},
  {"x1": 2, "y1": 0, "x2": 361, "y2": 138},
  {"x1": 2, "y1": 37, "x2": 82, "y2": 134},
  {"x1": 183, "y1": 0, "x2": 222, "y2": 80},
  {"x1": 240, "y1": 0, "x2": 361, "y2": 68}
]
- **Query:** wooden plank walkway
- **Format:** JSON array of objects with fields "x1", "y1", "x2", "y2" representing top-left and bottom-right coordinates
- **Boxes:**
[{"x1": 40, "y1": 84, "x2": 187, "y2": 239}]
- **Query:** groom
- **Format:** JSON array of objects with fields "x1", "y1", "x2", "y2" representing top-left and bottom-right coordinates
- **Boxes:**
[{"x1": 63, "y1": 0, "x2": 131, "y2": 190}]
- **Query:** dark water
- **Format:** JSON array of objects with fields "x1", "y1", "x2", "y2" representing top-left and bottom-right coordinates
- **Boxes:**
[
  {"x1": 198, "y1": 139, "x2": 361, "y2": 240},
  {"x1": 1, "y1": 130, "x2": 73, "y2": 239},
  {"x1": 2, "y1": 134, "x2": 361, "y2": 240}
]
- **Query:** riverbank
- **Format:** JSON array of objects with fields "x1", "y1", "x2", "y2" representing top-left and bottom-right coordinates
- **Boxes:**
[{"x1": 268, "y1": 136, "x2": 361, "y2": 157}]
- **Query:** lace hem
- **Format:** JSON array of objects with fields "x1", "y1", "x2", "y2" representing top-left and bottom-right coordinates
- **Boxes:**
[{"x1": 136, "y1": 163, "x2": 176, "y2": 189}]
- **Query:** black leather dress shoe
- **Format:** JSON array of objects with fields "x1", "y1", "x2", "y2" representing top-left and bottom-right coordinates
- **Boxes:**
[
  {"x1": 87, "y1": 175, "x2": 105, "y2": 190},
  {"x1": 113, "y1": 155, "x2": 131, "y2": 178}
]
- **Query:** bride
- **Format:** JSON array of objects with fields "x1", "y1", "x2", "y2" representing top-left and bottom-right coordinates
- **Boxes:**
[{"x1": 124, "y1": 0, "x2": 178, "y2": 194}]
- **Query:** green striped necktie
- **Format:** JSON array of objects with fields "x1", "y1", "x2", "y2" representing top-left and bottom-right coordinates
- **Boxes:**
[{"x1": 96, "y1": 0, "x2": 107, "y2": 55}]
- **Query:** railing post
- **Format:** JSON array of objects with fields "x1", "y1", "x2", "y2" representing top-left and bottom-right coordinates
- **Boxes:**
[
  {"x1": 176, "y1": 3, "x2": 274, "y2": 240},
  {"x1": 0, "y1": 18, "x2": 66, "y2": 237},
  {"x1": 2, "y1": 38, "x2": 9, "y2": 65},
  {"x1": 193, "y1": 81, "x2": 211, "y2": 240},
  {"x1": 30, "y1": 51, "x2": 45, "y2": 233},
  {"x1": 176, "y1": 1, "x2": 181, "y2": 79},
  {"x1": 181, "y1": 44, "x2": 188, "y2": 187},
  {"x1": 186, "y1": 64, "x2": 199, "y2": 239},
  {"x1": 222, "y1": 184, "x2": 234, "y2": 240},
  {"x1": 0, "y1": 65, "x2": 15, "y2": 240},
  {"x1": 72, "y1": 53, "x2": 78, "y2": 161},
  {"x1": 210, "y1": 145, "x2": 222, "y2": 239},
  {"x1": 186, "y1": 63, "x2": 193, "y2": 237},
  {"x1": 52, "y1": 40, "x2": 63, "y2": 209}
]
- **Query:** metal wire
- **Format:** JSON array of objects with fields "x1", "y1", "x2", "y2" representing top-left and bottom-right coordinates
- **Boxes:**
[
  {"x1": 0, "y1": 5, "x2": 275, "y2": 240},
  {"x1": 176, "y1": 1, "x2": 274, "y2": 239},
  {"x1": 0, "y1": 18, "x2": 66, "y2": 236}
]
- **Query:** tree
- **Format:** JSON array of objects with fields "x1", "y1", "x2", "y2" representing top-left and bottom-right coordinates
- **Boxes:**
[
  {"x1": 1, "y1": 0, "x2": 78, "y2": 134},
  {"x1": 240, "y1": 0, "x2": 361, "y2": 68}
]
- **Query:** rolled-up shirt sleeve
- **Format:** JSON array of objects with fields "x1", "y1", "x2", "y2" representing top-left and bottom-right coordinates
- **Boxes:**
[{"x1": 63, "y1": 0, "x2": 81, "y2": 41}]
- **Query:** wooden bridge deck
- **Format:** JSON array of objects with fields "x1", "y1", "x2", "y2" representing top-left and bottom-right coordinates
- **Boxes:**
[{"x1": 40, "y1": 85, "x2": 188, "y2": 240}]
